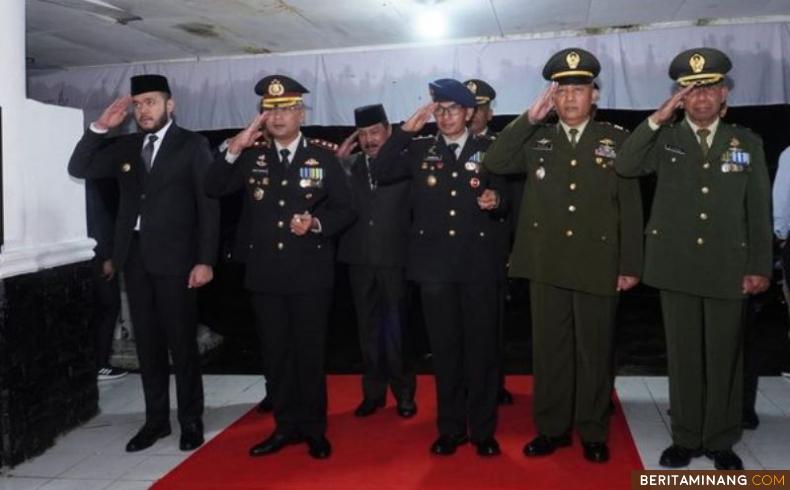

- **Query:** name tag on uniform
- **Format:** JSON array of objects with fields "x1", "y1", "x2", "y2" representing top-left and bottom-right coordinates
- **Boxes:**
[{"x1": 533, "y1": 138, "x2": 553, "y2": 151}]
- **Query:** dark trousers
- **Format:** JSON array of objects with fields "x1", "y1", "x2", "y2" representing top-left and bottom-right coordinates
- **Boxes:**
[
  {"x1": 91, "y1": 256, "x2": 121, "y2": 368},
  {"x1": 124, "y1": 235, "x2": 203, "y2": 428},
  {"x1": 420, "y1": 280, "x2": 499, "y2": 442},
  {"x1": 661, "y1": 290, "x2": 744, "y2": 450},
  {"x1": 530, "y1": 282, "x2": 618, "y2": 443},
  {"x1": 250, "y1": 291, "x2": 331, "y2": 439},
  {"x1": 348, "y1": 265, "x2": 416, "y2": 403}
]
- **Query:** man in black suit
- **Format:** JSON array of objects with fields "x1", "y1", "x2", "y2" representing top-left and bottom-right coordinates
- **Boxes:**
[
  {"x1": 371, "y1": 79, "x2": 508, "y2": 457},
  {"x1": 205, "y1": 75, "x2": 355, "y2": 460},
  {"x1": 68, "y1": 74, "x2": 219, "y2": 453},
  {"x1": 336, "y1": 105, "x2": 417, "y2": 419}
]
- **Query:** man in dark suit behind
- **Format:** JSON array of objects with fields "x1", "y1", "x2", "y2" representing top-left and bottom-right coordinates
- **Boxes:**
[
  {"x1": 68, "y1": 74, "x2": 219, "y2": 453},
  {"x1": 336, "y1": 105, "x2": 417, "y2": 419}
]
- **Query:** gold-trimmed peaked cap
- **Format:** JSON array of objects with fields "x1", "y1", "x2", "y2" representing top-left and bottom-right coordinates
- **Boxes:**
[
  {"x1": 542, "y1": 47, "x2": 600, "y2": 85},
  {"x1": 463, "y1": 79, "x2": 496, "y2": 105},
  {"x1": 669, "y1": 47, "x2": 732, "y2": 87},
  {"x1": 254, "y1": 75, "x2": 309, "y2": 109}
]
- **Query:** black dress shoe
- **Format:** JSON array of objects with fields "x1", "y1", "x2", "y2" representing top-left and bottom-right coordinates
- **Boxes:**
[
  {"x1": 126, "y1": 423, "x2": 172, "y2": 452},
  {"x1": 497, "y1": 388, "x2": 514, "y2": 406},
  {"x1": 256, "y1": 397, "x2": 273, "y2": 413},
  {"x1": 659, "y1": 444, "x2": 703, "y2": 468},
  {"x1": 396, "y1": 399, "x2": 418, "y2": 418},
  {"x1": 742, "y1": 410, "x2": 760, "y2": 430},
  {"x1": 430, "y1": 434, "x2": 469, "y2": 455},
  {"x1": 474, "y1": 437, "x2": 501, "y2": 457},
  {"x1": 306, "y1": 435, "x2": 332, "y2": 459},
  {"x1": 249, "y1": 432, "x2": 303, "y2": 457},
  {"x1": 582, "y1": 442, "x2": 609, "y2": 463},
  {"x1": 523, "y1": 433, "x2": 572, "y2": 457},
  {"x1": 354, "y1": 398, "x2": 385, "y2": 417},
  {"x1": 705, "y1": 449, "x2": 744, "y2": 470},
  {"x1": 179, "y1": 421, "x2": 204, "y2": 451}
]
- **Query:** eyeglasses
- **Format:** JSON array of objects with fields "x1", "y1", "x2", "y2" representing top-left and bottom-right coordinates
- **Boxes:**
[{"x1": 433, "y1": 104, "x2": 464, "y2": 117}]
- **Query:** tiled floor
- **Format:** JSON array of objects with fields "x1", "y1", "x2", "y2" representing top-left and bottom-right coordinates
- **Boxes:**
[{"x1": 1, "y1": 375, "x2": 788, "y2": 489}]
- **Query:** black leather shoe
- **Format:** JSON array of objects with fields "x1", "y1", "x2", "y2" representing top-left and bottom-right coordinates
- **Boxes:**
[
  {"x1": 396, "y1": 399, "x2": 417, "y2": 418},
  {"x1": 354, "y1": 398, "x2": 385, "y2": 417},
  {"x1": 659, "y1": 444, "x2": 703, "y2": 468},
  {"x1": 306, "y1": 436, "x2": 332, "y2": 459},
  {"x1": 523, "y1": 433, "x2": 572, "y2": 457},
  {"x1": 256, "y1": 397, "x2": 273, "y2": 413},
  {"x1": 474, "y1": 437, "x2": 501, "y2": 457},
  {"x1": 742, "y1": 410, "x2": 760, "y2": 430},
  {"x1": 706, "y1": 449, "x2": 744, "y2": 470},
  {"x1": 582, "y1": 442, "x2": 609, "y2": 463},
  {"x1": 430, "y1": 434, "x2": 469, "y2": 455},
  {"x1": 179, "y1": 420, "x2": 204, "y2": 451},
  {"x1": 497, "y1": 388, "x2": 514, "y2": 406},
  {"x1": 249, "y1": 432, "x2": 303, "y2": 457},
  {"x1": 125, "y1": 423, "x2": 172, "y2": 452}
]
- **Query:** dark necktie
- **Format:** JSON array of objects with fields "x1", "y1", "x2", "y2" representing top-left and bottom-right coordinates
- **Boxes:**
[
  {"x1": 365, "y1": 156, "x2": 376, "y2": 190},
  {"x1": 141, "y1": 134, "x2": 158, "y2": 172},
  {"x1": 696, "y1": 128, "x2": 711, "y2": 156},
  {"x1": 568, "y1": 128, "x2": 579, "y2": 148},
  {"x1": 280, "y1": 148, "x2": 291, "y2": 167},
  {"x1": 447, "y1": 143, "x2": 459, "y2": 163}
]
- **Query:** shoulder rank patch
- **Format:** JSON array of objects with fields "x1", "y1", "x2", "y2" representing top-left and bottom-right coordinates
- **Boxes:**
[{"x1": 308, "y1": 138, "x2": 339, "y2": 152}]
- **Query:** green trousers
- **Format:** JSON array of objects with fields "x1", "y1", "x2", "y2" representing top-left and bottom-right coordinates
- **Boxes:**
[
  {"x1": 660, "y1": 290, "x2": 744, "y2": 450},
  {"x1": 530, "y1": 282, "x2": 618, "y2": 442}
]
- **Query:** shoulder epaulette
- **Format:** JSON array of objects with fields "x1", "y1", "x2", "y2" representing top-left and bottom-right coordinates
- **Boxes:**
[
  {"x1": 599, "y1": 121, "x2": 629, "y2": 133},
  {"x1": 308, "y1": 138, "x2": 338, "y2": 152},
  {"x1": 474, "y1": 133, "x2": 496, "y2": 141}
]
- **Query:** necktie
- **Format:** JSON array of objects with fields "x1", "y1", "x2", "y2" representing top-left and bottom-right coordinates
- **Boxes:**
[
  {"x1": 141, "y1": 134, "x2": 158, "y2": 172},
  {"x1": 568, "y1": 128, "x2": 579, "y2": 148},
  {"x1": 280, "y1": 148, "x2": 291, "y2": 167},
  {"x1": 365, "y1": 156, "x2": 376, "y2": 190},
  {"x1": 447, "y1": 143, "x2": 459, "y2": 163},
  {"x1": 696, "y1": 128, "x2": 711, "y2": 156}
]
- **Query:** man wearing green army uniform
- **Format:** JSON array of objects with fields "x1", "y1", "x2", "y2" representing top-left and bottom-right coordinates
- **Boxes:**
[
  {"x1": 615, "y1": 48, "x2": 771, "y2": 471},
  {"x1": 483, "y1": 48, "x2": 643, "y2": 463}
]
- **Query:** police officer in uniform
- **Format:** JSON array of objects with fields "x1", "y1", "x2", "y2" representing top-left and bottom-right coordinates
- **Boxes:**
[
  {"x1": 465, "y1": 78, "x2": 515, "y2": 406},
  {"x1": 371, "y1": 79, "x2": 508, "y2": 457},
  {"x1": 336, "y1": 104, "x2": 418, "y2": 419},
  {"x1": 205, "y1": 75, "x2": 355, "y2": 460},
  {"x1": 615, "y1": 48, "x2": 772, "y2": 470},
  {"x1": 483, "y1": 49, "x2": 643, "y2": 463}
]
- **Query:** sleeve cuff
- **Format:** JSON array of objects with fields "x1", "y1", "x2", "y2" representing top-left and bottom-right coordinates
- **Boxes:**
[
  {"x1": 224, "y1": 150, "x2": 240, "y2": 164},
  {"x1": 647, "y1": 118, "x2": 661, "y2": 131},
  {"x1": 310, "y1": 218, "x2": 323, "y2": 234},
  {"x1": 89, "y1": 122, "x2": 109, "y2": 134}
]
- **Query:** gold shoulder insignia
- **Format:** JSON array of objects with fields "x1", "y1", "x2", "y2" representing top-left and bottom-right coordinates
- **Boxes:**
[{"x1": 308, "y1": 138, "x2": 339, "y2": 152}]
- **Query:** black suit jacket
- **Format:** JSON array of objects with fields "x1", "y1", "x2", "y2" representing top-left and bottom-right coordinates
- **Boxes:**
[
  {"x1": 337, "y1": 153, "x2": 411, "y2": 268},
  {"x1": 371, "y1": 127, "x2": 509, "y2": 283},
  {"x1": 68, "y1": 124, "x2": 220, "y2": 276},
  {"x1": 205, "y1": 136, "x2": 356, "y2": 294}
]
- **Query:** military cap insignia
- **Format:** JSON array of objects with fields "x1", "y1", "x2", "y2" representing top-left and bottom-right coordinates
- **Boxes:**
[
  {"x1": 689, "y1": 53, "x2": 706, "y2": 74},
  {"x1": 268, "y1": 79, "x2": 285, "y2": 96},
  {"x1": 121, "y1": 162, "x2": 131, "y2": 173},
  {"x1": 566, "y1": 51, "x2": 581, "y2": 70},
  {"x1": 466, "y1": 80, "x2": 478, "y2": 94}
]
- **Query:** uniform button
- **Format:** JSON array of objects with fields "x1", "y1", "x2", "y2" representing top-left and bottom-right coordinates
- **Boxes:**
[
  {"x1": 277, "y1": 221, "x2": 284, "y2": 228},
  {"x1": 141, "y1": 193, "x2": 146, "y2": 200},
  {"x1": 249, "y1": 244, "x2": 254, "y2": 249},
  {"x1": 419, "y1": 229, "x2": 424, "y2": 235},
  {"x1": 451, "y1": 172, "x2": 458, "y2": 178},
  {"x1": 565, "y1": 229, "x2": 574, "y2": 237},
  {"x1": 568, "y1": 205, "x2": 576, "y2": 212},
  {"x1": 281, "y1": 179, "x2": 288, "y2": 186},
  {"x1": 570, "y1": 159, "x2": 577, "y2": 167},
  {"x1": 450, "y1": 190, "x2": 457, "y2": 197},
  {"x1": 278, "y1": 199, "x2": 285, "y2": 206},
  {"x1": 368, "y1": 219, "x2": 374, "y2": 226},
  {"x1": 449, "y1": 229, "x2": 456, "y2": 237},
  {"x1": 703, "y1": 162, "x2": 710, "y2": 169},
  {"x1": 699, "y1": 213, "x2": 708, "y2": 220},
  {"x1": 601, "y1": 235, "x2": 607, "y2": 242},
  {"x1": 479, "y1": 231, "x2": 485, "y2": 237},
  {"x1": 248, "y1": 178, "x2": 255, "y2": 184},
  {"x1": 533, "y1": 221, "x2": 539, "y2": 228},
  {"x1": 651, "y1": 229, "x2": 659, "y2": 235},
  {"x1": 701, "y1": 186, "x2": 709, "y2": 194},
  {"x1": 569, "y1": 183, "x2": 577, "y2": 191},
  {"x1": 696, "y1": 237, "x2": 704, "y2": 245},
  {"x1": 449, "y1": 210, "x2": 456, "y2": 217},
  {"x1": 277, "y1": 242, "x2": 284, "y2": 250}
]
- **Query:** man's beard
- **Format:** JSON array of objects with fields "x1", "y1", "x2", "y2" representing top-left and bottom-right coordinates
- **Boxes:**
[{"x1": 137, "y1": 112, "x2": 169, "y2": 133}]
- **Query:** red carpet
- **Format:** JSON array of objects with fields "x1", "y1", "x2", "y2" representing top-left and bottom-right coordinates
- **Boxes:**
[{"x1": 154, "y1": 375, "x2": 643, "y2": 490}]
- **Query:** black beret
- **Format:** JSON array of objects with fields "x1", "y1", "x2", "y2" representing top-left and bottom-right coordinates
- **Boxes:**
[
  {"x1": 130, "y1": 75, "x2": 171, "y2": 96},
  {"x1": 354, "y1": 104, "x2": 388, "y2": 128},
  {"x1": 542, "y1": 48, "x2": 600, "y2": 85},
  {"x1": 464, "y1": 79, "x2": 496, "y2": 105},
  {"x1": 429, "y1": 78, "x2": 476, "y2": 108},
  {"x1": 254, "y1": 75, "x2": 309, "y2": 109},
  {"x1": 669, "y1": 47, "x2": 732, "y2": 87}
]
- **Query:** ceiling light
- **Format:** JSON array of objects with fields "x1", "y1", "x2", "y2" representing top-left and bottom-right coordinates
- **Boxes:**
[{"x1": 415, "y1": 8, "x2": 447, "y2": 39}]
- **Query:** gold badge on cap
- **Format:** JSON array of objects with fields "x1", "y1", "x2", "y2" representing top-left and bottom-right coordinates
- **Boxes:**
[
  {"x1": 566, "y1": 51, "x2": 580, "y2": 70},
  {"x1": 121, "y1": 163, "x2": 131, "y2": 173},
  {"x1": 268, "y1": 79, "x2": 285, "y2": 96},
  {"x1": 427, "y1": 175, "x2": 438, "y2": 187},
  {"x1": 690, "y1": 53, "x2": 706, "y2": 74},
  {"x1": 253, "y1": 188, "x2": 265, "y2": 200},
  {"x1": 466, "y1": 81, "x2": 478, "y2": 94}
]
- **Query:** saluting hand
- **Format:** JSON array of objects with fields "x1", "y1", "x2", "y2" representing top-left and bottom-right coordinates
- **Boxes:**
[
  {"x1": 228, "y1": 112, "x2": 269, "y2": 155},
  {"x1": 477, "y1": 189, "x2": 499, "y2": 210},
  {"x1": 527, "y1": 83, "x2": 557, "y2": 124},
  {"x1": 335, "y1": 129, "x2": 359, "y2": 159},
  {"x1": 94, "y1": 96, "x2": 132, "y2": 131},
  {"x1": 742, "y1": 275, "x2": 770, "y2": 295},
  {"x1": 616, "y1": 275, "x2": 640, "y2": 292},
  {"x1": 188, "y1": 264, "x2": 214, "y2": 288},
  {"x1": 649, "y1": 83, "x2": 695, "y2": 126},
  {"x1": 402, "y1": 102, "x2": 438, "y2": 133}
]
